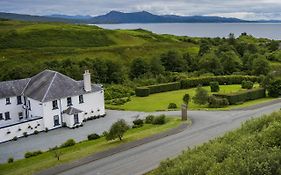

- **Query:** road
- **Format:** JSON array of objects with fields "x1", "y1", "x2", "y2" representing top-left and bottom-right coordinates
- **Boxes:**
[{"x1": 56, "y1": 102, "x2": 281, "y2": 175}]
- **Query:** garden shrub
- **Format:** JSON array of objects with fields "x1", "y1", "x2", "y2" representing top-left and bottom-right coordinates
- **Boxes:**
[
  {"x1": 168, "y1": 103, "x2": 177, "y2": 109},
  {"x1": 135, "y1": 87, "x2": 150, "y2": 97},
  {"x1": 12, "y1": 136, "x2": 18, "y2": 141},
  {"x1": 180, "y1": 75, "x2": 258, "y2": 89},
  {"x1": 241, "y1": 80, "x2": 254, "y2": 89},
  {"x1": 7, "y1": 157, "x2": 14, "y2": 163},
  {"x1": 214, "y1": 88, "x2": 266, "y2": 105},
  {"x1": 87, "y1": 133, "x2": 100, "y2": 140},
  {"x1": 145, "y1": 115, "x2": 155, "y2": 124},
  {"x1": 104, "y1": 85, "x2": 134, "y2": 100},
  {"x1": 136, "y1": 82, "x2": 181, "y2": 97},
  {"x1": 183, "y1": 94, "x2": 190, "y2": 105},
  {"x1": 34, "y1": 130, "x2": 39, "y2": 135},
  {"x1": 152, "y1": 115, "x2": 166, "y2": 125},
  {"x1": 60, "y1": 139, "x2": 76, "y2": 148},
  {"x1": 133, "y1": 119, "x2": 144, "y2": 126},
  {"x1": 210, "y1": 81, "x2": 220, "y2": 92},
  {"x1": 193, "y1": 86, "x2": 209, "y2": 105},
  {"x1": 268, "y1": 79, "x2": 281, "y2": 98},
  {"x1": 24, "y1": 150, "x2": 42, "y2": 158},
  {"x1": 208, "y1": 96, "x2": 229, "y2": 108},
  {"x1": 23, "y1": 132, "x2": 28, "y2": 137}
]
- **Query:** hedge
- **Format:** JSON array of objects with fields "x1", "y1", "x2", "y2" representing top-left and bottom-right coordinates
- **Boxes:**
[
  {"x1": 135, "y1": 75, "x2": 259, "y2": 97},
  {"x1": 214, "y1": 88, "x2": 266, "y2": 105},
  {"x1": 181, "y1": 75, "x2": 259, "y2": 89},
  {"x1": 136, "y1": 82, "x2": 181, "y2": 97}
]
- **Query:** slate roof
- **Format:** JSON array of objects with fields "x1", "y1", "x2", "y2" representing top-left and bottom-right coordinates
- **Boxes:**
[
  {"x1": 0, "y1": 70, "x2": 102, "y2": 102},
  {"x1": 63, "y1": 107, "x2": 83, "y2": 115}
]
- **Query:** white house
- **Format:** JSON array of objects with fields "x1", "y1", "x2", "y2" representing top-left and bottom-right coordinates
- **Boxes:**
[{"x1": 0, "y1": 70, "x2": 105, "y2": 143}]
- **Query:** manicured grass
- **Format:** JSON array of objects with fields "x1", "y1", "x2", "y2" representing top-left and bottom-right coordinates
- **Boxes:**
[
  {"x1": 107, "y1": 84, "x2": 276, "y2": 112},
  {"x1": 0, "y1": 117, "x2": 183, "y2": 175}
]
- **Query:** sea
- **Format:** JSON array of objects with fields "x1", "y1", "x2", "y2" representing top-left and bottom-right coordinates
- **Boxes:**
[{"x1": 96, "y1": 23, "x2": 281, "y2": 40}]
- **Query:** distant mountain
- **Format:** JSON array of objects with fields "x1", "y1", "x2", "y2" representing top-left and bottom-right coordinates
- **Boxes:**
[
  {"x1": 0, "y1": 11, "x2": 281, "y2": 24},
  {"x1": 88, "y1": 11, "x2": 249, "y2": 23},
  {"x1": 0, "y1": 12, "x2": 83, "y2": 23},
  {"x1": 47, "y1": 14, "x2": 92, "y2": 20}
]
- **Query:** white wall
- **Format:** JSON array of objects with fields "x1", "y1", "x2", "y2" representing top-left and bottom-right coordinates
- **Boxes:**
[
  {"x1": 0, "y1": 118, "x2": 44, "y2": 143},
  {"x1": 0, "y1": 96, "x2": 24, "y2": 124}
]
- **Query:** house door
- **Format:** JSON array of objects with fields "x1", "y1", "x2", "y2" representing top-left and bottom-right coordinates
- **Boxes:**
[{"x1": 74, "y1": 114, "x2": 79, "y2": 124}]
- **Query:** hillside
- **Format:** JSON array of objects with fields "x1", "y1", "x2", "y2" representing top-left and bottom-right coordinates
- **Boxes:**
[
  {"x1": 0, "y1": 20, "x2": 198, "y2": 81},
  {"x1": 150, "y1": 111, "x2": 281, "y2": 175}
]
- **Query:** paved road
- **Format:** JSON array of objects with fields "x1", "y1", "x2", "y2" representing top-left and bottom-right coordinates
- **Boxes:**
[{"x1": 56, "y1": 102, "x2": 281, "y2": 175}]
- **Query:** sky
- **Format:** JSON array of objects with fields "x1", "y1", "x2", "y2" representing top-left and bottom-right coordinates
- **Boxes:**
[{"x1": 1, "y1": 0, "x2": 281, "y2": 20}]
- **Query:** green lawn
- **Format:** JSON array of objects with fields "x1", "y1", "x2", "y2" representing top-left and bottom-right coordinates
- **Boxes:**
[
  {"x1": 0, "y1": 117, "x2": 183, "y2": 175},
  {"x1": 107, "y1": 85, "x2": 276, "y2": 112}
]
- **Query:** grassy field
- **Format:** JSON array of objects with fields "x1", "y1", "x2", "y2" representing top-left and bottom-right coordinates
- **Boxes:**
[
  {"x1": 0, "y1": 117, "x2": 183, "y2": 175},
  {"x1": 107, "y1": 84, "x2": 275, "y2": 112}
]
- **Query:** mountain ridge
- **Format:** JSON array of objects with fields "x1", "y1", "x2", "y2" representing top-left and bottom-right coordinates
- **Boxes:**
[{"x1": 0, "y1": 11, "x2": 280, "y2": 24}]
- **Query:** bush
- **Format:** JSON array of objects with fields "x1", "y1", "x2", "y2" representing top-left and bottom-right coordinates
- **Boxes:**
[
  {"x1": 208, "y1": 96, "x2": 229, "y2": 108},
  {"x1": 60, "y1": 139, "x2": 76, "y2": 148},
  {"x1": 87, "y1": 133, "x2": 100, "y2": 140},
  {"x1": 214, "y1": 88, "x2": 266, "y2": 105},
  {"x1": 135, "y1": 87, "x2": 150, "y2": 97},
  {"x1": 136, "y1": 82, "x2": 181, "y2": 97},
  {"x1": 12, "y1": 136, "x2": 18, "y2": 141},
  {"x1": 268, "y1": 79, "x2": 281, "y2": 98},
  {"x1": 24, "y1": 150, "x2": 42, "y2": 158},
  {"x1": 168, "y1": 103, "x2": 177, "y2": 109},
  {"x1": 193, "y1": 86, "x2": 209, "y2": 105},
  {"x1": 183, "y1": 94, "x2": 190, "y2": 105},
  {"x1": 23, "y1": 132, "x2": 28, "y2": 137},
  {"x1": 45, "y1": 128, "x2": 49, "y2": 132},
  {"x1": 7, "y1": 157, "x2": 14, "y2": 163},
  {"x1": 152, "y1": 115, "x2": 166, "y2": 125},
  {"x1": 241, "y1": 80, "x2": 254, "y2": 89},
  {"x1": 145, "y1": 115, "x2": 155, "y2": 124},
  {"x1": 210, "y1": 81, "x2": 220, "y2": 92},
  {"x1": 133, "y1": 119, "x2": 144, "y2": 126},
  {"x1": 34, "y1": 130, "x2": 39, "y2": 135},
  {"x1": 180, "y1": 75, "x2": 258, "y2": 89}
]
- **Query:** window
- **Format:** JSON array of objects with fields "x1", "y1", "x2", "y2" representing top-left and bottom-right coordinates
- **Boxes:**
[
  {"x1": 67, "y1": 97, "x2": 72, "y2": 106},
  {"x1": 74, "y1": 114, "x2": 79, "y2": 124},
  {"x1": 17, "y1": 96, "x2": 22, "y2": 105},
  {"x1": 5, "y1": 112, "x2": 10, "y2": 120},
  {"x1": 18, "y1": 112, "x2": 23, "y2": 120},
  {"x1": 79, "y1": 95, "x2": 84, "y2": 104},
  {"x1": 28, "y1": 100, "x2": 31, "y2": 110},
  {"x1": 0, "y1": 113, "x2": 3, "y2": 120},
  {"x1": 53, "y1": 115, "x2": 60, "y2": 126},
  {"x1": 52, "y1": 100, "x2": 58, "y2": 109},
  {"x1": 6, "y1": 98, "x2": 11, "y2": 105}
]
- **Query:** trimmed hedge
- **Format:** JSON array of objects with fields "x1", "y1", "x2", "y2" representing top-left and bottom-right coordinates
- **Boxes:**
[
  {"x1": 181, "y1": 75, "x2": 259, "y2": 89},
  {"x1": 210, "y1": 81, "x2": 220, "y2": 92},
  {"x1": 241, "y1": 80, "x2": 254, "y2": 89},
  {"x1": 208, "y1": 96, "x2": 229, "y2": 108},
  {"x1": 214, "y1": 88, "x2": 266, "y2": 105},
  {"x1": 136, "y1": 82, "x2": 181, "y2": 97}
]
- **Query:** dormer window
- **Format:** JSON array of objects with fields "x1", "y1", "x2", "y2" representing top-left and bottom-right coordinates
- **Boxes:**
[
  {"x1": 67, "y1": 97, "x2": 72, "y2": 106},
  {"x1": 6, "y1": 98, "x2": 11, "y2": 105},
  {"x1": 52, "y1": 100, "x2": 58, "y2": 110},
  {"x1": 17, "y1": 96, "x2": 22, "y2": 105},
  {"x1": 79, "y1": 95, "x2": 84, "y2": 104}
]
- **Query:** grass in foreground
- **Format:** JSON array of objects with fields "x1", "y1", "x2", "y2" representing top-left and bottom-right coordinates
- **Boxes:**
[
  {"x1": 148, "y1": 111, "x2": 281, "y2": 175},
  {"x1": 0, "y1": 117, "x2": 183, "y2": 175},
  {"x1": 107, "y1": 84, "x2": 276, "y2": 112}
]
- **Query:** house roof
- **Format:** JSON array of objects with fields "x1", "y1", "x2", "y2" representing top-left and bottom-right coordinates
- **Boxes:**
[
  {"x1": 0, "y1": 70, "x2": 102, "y2": 102},
  {"x1": 63, "y1": 107, "x2": 83, "y2": 115}
]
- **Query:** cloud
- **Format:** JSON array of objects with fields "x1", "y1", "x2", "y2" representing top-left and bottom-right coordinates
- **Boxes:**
[{"x1": 0, "y1": 0, "x2": 281, "y2": 20}]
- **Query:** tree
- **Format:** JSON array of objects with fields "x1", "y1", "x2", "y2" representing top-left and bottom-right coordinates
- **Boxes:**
[
  {"x1": 106, "y1": 119, "x2": 130, "y2": 141},
  {"x1": 183, "y1": 94, "x2": 190, "y2": 105},
  {"x1": 219, "y1": 51, "x2": 242, "y2": 74},
  {"x1": 150, "y1": 57, "x2": 165, "y2": 75},
  {"x1": 160, "y1": 51, "x2": 186, "y2": 72},
  {"x1": 198, "y1": 42, "x2": 211, "y2": 56},
  {"x1": 252, "y1": 56, "x2": 270, "y2": 75},
  {"x1": 268, "y1": 79, "x2": 281, "y2": 98},
  {"x1": 268, "y1": 40, "x2": 279, "y2": 52},
  {"x1": 228, "y1": 33, "x2": 236, "y2": 45},
  {"x1": 130, "y1": 58, "x2": 150, "y2": 79},
  {"x1": 193, "y1": 86, "x2": 209, "y2": 105},
  {"x1": 199, "y1": 52, "x2": 223, "y2": 75}
]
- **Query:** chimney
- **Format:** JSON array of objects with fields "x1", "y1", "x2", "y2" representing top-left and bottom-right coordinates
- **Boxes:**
[{"x1": 83, "y1": 70, "x2": 92, "y2": 92}]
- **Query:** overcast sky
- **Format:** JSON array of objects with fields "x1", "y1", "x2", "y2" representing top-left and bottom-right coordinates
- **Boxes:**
[{"x1": 1, "y1": 0, "x2": 281, "y2": 20}]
